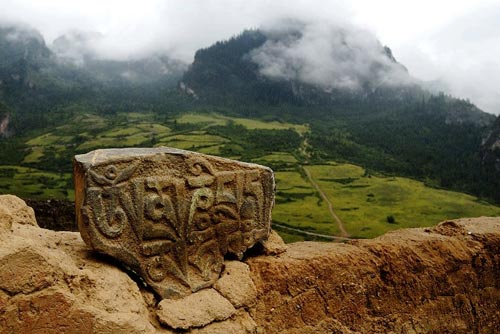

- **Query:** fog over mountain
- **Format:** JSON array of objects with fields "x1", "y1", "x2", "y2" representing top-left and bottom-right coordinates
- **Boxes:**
[
  {"x1": 250, "y1": 20, "x2": 413, "y2": 91},
  {"x1": 0, "y1": 0, "x2": 498, "y2": 114}
]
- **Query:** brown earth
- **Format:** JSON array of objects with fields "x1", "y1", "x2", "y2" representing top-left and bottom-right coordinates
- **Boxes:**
[{"x1": 0, "y1": 195, "x2": 499, "y2": 333}]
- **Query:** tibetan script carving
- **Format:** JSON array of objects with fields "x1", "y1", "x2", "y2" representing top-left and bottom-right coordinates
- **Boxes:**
[{"x1": 74, "y1": 147, "x2": 274, "y2": 299}]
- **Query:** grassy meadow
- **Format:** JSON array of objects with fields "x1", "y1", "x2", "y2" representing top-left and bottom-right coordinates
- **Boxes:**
[
  {"x1": 1, "y1": 111, "x2": 499, "y2": 242},
  {"x1": 303, "y1": 163, "x2": 500, "y2": 239}
]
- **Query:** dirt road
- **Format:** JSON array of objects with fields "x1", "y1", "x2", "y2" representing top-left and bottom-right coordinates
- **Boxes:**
[{"x1": 302, "y1": 166, "x2": 350, "y2": 237}]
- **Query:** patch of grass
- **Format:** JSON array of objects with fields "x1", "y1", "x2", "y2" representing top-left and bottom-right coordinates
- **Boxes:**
[
  {"x1": 77, "y1": 133, "x2": 151, "y2": 151},
  {"x1": 23, "y1": 147, "x2": 45, "y2": 163},
  {"x1": 136, "y1": 123, "x2": 170, "y2": 134},
  {"x1": 59, "y1": 113, "x2": 108, "y2": 131},
  {"x1": 156, "y1": 133, "x2": 228, "y2": 151},
  {"x1": 176, "y1": 112, "x2": 309, "y2": 134},
  {"x1": 175, "y1": 113, "x2": 227, "y2": 127},
  {"x1": 272, "y1": 170, "x2": 340, "y2": 236},
  {"x1": 195, "y1": 144, "x2": 225, "y2": 155},
  {"x1": 305, "y1": 163, "x2": 500, "y2": 238},
  {"x1": 0, "y1": 166, "x2": 74, "y2": 200},
  {"x1": 26, "y1": 133, "x2": 74, "y2": 146},
  {"x1": 102, "y1": 127, "x2": 142, "y2": 137},
  {"x1": 256, "y1": 152, "x2": 298, "y2": 163}
]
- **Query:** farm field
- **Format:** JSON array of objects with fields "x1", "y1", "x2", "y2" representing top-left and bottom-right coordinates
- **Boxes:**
[
  {"x1": 175, "y1": 112, "x2": 309, "y2": 134},
  {"x1": 1, "y1": 111, "x2": 499, "y2": 242},
  {"x1": 303, "y1": 163, "x2": 500, "y2": 239},
  {"x1": 0, "y1": 166, "x2": 73, "y2": 199}
]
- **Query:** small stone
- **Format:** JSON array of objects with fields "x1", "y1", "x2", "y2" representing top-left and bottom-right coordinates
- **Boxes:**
[
  {"x1": 74, "y1": 147, "x2": 275, "y2": 299},
  {"x1": 190, "y1": 310, "x2": 257, "y2": 334},
  {"x1": 0, "y1": 247, "x2": 56, "y2": 294},
  {"x1": 0, "y1": 195, "x2": 38, "y2": 233},
  {"x1": 214, "y1": 261, "x2": 257, "y2": 308},
  {"x1": 259, "y1": 229, "x2": 287, "y2": 255},
  {"x1": 157, "y1": 288, "x2": 236, "y2": 330}
]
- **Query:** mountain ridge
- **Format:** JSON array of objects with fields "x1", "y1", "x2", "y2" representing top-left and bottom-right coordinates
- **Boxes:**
[{"x1": 0, "y1": 22, "x2": 498, "y2": 203}]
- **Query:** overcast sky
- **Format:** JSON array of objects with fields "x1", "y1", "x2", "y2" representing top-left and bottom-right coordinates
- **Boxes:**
[{"x1": 1, "y1": 0, "x2": 499, "y2": 115}]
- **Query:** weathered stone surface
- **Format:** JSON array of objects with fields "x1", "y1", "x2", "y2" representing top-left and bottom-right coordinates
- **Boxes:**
[
  {"x1": 190, "y1": 310, "x2": 257, "y2": 334},
  {"x1": 259, "y1": 229, "x2": 287, "y2": 256},
  {"x1": 74, "y1": 147, "x2": 275, "y2": 299},
  {"x1": 2, "y1": 196, "x2": 499, "y2": 334},
  {"x1": 0, "y1": 195, "x2": 37, "y2": 233},
  {"x1": 248, "y1": 217, "x2": 500, "y2": 334},
  {"x1": 0, "y1": 221, "x2": 157, "y2": 333},
  {"x1": 157, "y1": 288, "x2": 236, "y2": 330},
  {"x1": 0, "y1": 247, "x2": 57, "y2": 295},
  {"x1": 214, "y1": 261, "x2": 257, "y2": 308}
]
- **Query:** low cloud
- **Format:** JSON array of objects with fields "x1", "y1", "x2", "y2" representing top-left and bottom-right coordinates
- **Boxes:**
[
  {"x1": 396, "y1": 3, "x2": 500, "y2": 114},
  {"x1": 250, "y1": 20, "x2": 413, "y2": 91},
  {"x1": 0, "y1": 0, "x2": 352, "y2": 62},
  {"x1": 0, "y1": 0, "x2": 499, "y2": 113},
  {"x1": 51, "y1": 30, "x2": 103, "y2": 65}
]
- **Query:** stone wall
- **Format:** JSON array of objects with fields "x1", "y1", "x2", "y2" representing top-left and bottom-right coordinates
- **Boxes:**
[{"x1": 0, "y1": 195, "x2": 498, "y2": 333}]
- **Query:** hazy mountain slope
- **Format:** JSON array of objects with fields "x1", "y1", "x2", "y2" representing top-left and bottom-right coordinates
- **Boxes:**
[
  {"x1": 181, "y1": 28, "x2": 419, "y2": 106},
  {"x1": 51, "y1": 30, "x2": 187, "y2": 86},
  {"x1": 0, "y1": 24, "x2": 187, "y2": 134},
  {"x1": 0, "y1": 101, "x2": 11, "y2": 137},
  {"x1": 180, "y1": 25, "x2": 492, "y2": 127},
  {"x1": 481, "y1": 116, "x2": 500, "y2": 201},
  {"x1": 0, "y1": 23, "x2": 498, "y2": 202},
  {"x1": 180, "y1": 24, "x2": 497, "y2": 199}
]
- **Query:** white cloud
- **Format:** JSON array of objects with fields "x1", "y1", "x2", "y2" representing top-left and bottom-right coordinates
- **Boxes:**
[
  {"x1": 250, "y1": 20, "x2": 412, "y2": 90},
  {"x1": 395, "y1": 3, "x2": 500, "y2": 114},
  {"x1": 0, "y1": 0, "x2": 498, "y2": 113}
]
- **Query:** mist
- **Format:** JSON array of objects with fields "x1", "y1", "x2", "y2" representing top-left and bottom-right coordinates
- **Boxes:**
[
  {"x1": 396, "y1": 4, "x2": 500, "y2": 115},
  {"x1": 0, "y1": 0, "x2": 499, "y2": 114},
  {"x1": 250, "y1": 20, "x2": 413, "y2": 91},
  {"x1": 0, "y1": 0, "x2": 352, "y2": 62}
]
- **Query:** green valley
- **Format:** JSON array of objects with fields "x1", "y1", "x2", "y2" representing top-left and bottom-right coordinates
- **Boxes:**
[
  {"x1": 1, "y1": 23, "x2": 499, "y2": 242},
  {"x1": 2, "y1": 110, "x2": 499, "y2": 242}
]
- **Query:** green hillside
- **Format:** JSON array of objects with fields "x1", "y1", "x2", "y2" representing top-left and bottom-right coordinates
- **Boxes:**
[
  {"x1": 0, "y1": 23, "x2": 499, "y2": 242},
  {"x1": 1, "y1": 110, "x2": 498, "y2": 242}
]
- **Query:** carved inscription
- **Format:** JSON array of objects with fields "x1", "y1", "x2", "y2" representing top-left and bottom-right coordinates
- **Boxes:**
[{"x1": 74, "y1": 147, "x2": 274, "y2": 299}]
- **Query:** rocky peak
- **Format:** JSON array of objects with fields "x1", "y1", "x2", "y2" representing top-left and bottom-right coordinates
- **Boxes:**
[{"x1": 0, "y1": 24, "x2": 51, "y2": 67}]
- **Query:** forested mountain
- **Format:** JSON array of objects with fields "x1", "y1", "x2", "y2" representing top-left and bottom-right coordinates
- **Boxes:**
[
  {"x1": 0, "y1": 24, "x2": 186, "y2": 134},
  {"x1": 180, "y1": 26, "x2": 497, "y2": 200},
  {"x1": 181, "y1": 28, "x2": 492, "y2": 126},
  {"x1": 481, "y1": 116, "x2": 500, "y2": 202},
  {"x1": 51, "y1": 30, "x2": 187, "y2": 86},
  {"x1": 181, "y1": 29, "x2": 416, "y2": 106},
  {"x1": 0, "y1": 22, "x2": 498, "y2": 203}
]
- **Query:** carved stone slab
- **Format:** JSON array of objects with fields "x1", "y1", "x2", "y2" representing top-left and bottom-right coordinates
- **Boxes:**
[{"x1": 74, "y1": 147, "x2": 274, "y2": 299}]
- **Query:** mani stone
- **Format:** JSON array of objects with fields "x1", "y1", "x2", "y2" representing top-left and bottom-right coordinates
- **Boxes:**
[{"x1": 74, "y1": 147, "x2": 274, "y2": 299}]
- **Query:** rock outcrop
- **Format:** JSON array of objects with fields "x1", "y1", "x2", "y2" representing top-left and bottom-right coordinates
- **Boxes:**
[
  {"x1": 1, "y1": 196, "x2": 499, "y2": 333},
  {"x1": 0, "y1": 195, "x2": 37, "y2": 231}
]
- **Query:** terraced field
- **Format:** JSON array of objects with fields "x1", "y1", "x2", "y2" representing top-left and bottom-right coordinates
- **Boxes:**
[
  {"x1": 0, "y1": 166, "x2": 73, "y2": 199},
  {"x1": 176, "y1": 112, "x2": 309, "y2": 134},
  {"x1": 2, "y1": 111, "x2": 499, "y2": 243}
]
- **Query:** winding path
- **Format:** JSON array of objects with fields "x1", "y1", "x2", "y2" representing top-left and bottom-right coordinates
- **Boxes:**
[
  {"x1": 272, "y1": 222, "x2": 351, "y2": 241},
  {"x1": 301, "y1": 166, "x2": 350, "y2": 238}
]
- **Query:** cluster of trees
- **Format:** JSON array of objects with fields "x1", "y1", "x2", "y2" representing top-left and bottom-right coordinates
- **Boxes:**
[{"x1": 208, "y1": 122, "x2": 301, "y2": 160}]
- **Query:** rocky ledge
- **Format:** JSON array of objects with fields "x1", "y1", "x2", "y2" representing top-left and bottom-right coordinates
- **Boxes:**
[{"x1": 0, "y1": 195, "x2": 498, "y2": 333}]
